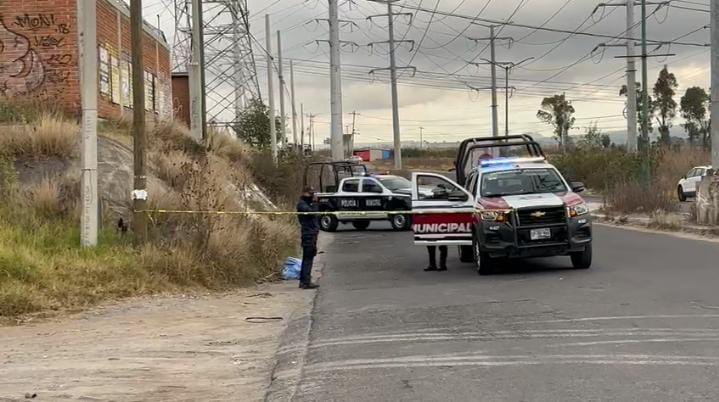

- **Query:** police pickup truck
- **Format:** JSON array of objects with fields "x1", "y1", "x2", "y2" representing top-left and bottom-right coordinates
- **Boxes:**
[
  {"x1": 409, "y1": 135, "x2": 593, "y2": 274},
  {"x1": 304, "y1": 161, "x2": 413, "y2": 232}
]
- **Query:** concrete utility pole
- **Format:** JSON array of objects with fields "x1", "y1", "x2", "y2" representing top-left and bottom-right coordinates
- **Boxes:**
[
  {"x1": 712, "y1": 0, "x2": 719, "y2": 169},
  {"x1": 489, "y1": 26, "x2": 499, "y2": 139},
  {"x1": 290, "y1": 60, "x2": 299, "y2": 149},
  {"x1": 189, "y1": 0, "x2": 205, "y2": 142},
  {"x1": 469, "y1": 27, "x2": 513, "y2": 140},
  {"x1": 328, "y1": 0, "x2": 344, "y2": 161},
  {"x1": 300, "y1": 103, "x2": 305, "y2": 150},
  {"x1": 626, "y1": 0, "x2": 639, "y2": 153},
  {"x1": 419, "y1": 126, "x2": 424, "y2": 149},
  {"x1": 367, "y1": 1, "x2": 415, "y2": 169},
  {"x1": 277, "y1": 30, "x2": 287, "y2": 148},
  {"x1": 387, "y1": 2, "x2": 402, "y2": 169},
  {"x1": 266, "y1": 15, "x2": 278, "y2": 165},
  {"x1": 640, "y1": 0, "x2": 649, "y2": 149},
  {"x1": 350, "y1": 110, "x2": 357, "y2": 156},
  {"x1": 77, "y1": 0, "x2": 98, "y2": 247},
  {"x1": 309, "y1": 114, "x2": 316, "y2": 151},
  {"x1": 130, "y1": 0, "x2": 147, "y2": 244}
]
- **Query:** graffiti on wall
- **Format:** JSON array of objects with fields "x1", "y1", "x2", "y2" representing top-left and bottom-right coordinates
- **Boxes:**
[{"x1": 0, "y1": 13, "x2": 72, "y2": 97}]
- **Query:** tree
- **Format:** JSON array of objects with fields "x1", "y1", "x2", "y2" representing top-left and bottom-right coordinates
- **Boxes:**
[
  {"x1": 620, "y1": 81, "x2": 655, "y2": 142},
  {"x1": 537, "y1": 93, "x2": 575, "y2": 151},
  {"x1": 680, "y1": 86, "x2": 710, "y2": 149},
  {"x1": 653, "y1": 66, "x2": 678, "y2": 146},
  {"x1": 601, "y1": 134, "x2": 611, "y2": 149},
  {"x1": 578, "y1": 122, "x2": 603, "y2": 149},
  {"x1": 234, "y1": 99, "x2": 282, "y2": 149}
]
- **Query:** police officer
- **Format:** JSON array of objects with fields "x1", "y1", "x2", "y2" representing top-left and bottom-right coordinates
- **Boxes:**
[
  {"x1": 297, "y1": 186, "x2": 320, "y2": 289},
  {"x1": 424, "y1": 246, "x2": 448, "y2": 272}
]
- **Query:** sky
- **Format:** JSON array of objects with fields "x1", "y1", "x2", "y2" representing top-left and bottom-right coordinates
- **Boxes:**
[{"x1": 140, "y1": 0, "x2": 711, "y2": 145}]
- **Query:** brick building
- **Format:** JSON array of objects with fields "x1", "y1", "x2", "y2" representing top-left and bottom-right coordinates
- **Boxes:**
[{"x1": 0, "y1": 0, "x2": 171, "y2": 120}]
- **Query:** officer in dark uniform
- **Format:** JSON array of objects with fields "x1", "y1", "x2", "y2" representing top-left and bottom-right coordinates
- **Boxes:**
[{"x1": 297, "y1": 186, "x2": 320, "y2": 289}]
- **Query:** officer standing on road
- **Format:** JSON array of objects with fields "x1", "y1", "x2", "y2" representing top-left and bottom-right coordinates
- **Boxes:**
[{"x1": 297, "y1": 187, "x2": 320, "y2": 289}]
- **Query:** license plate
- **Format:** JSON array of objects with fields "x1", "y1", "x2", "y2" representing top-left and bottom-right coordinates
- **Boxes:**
[{"x1": 530, "y1": 228, "x2": 552, "y2": 241}]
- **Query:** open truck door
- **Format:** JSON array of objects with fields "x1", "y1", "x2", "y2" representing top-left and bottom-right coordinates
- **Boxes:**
[{"x1": 411, "y1": 173, "x2": 475, "y2": 261}]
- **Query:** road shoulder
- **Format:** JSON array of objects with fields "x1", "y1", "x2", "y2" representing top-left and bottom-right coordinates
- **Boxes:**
[{"x1": 0, "y1": 279, "x2": 315, "y2": 401}]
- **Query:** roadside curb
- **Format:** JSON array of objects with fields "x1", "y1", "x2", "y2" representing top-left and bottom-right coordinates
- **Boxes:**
[
  {"x1": 263, "y1": 236, "x2": 329, "y2": 402},
  {"x1": 592, "y1": 213, "x2": 719, "y2": 240}
]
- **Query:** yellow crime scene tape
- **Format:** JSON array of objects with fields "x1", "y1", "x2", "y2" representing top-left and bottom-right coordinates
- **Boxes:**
[{"x1": 137, "y1": 209, "x2": 477, "y2": 217}]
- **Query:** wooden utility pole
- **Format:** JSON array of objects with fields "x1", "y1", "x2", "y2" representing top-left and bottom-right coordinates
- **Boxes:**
[{"x1": 130, "y1": 0, "x2": 147, "y2": 244}]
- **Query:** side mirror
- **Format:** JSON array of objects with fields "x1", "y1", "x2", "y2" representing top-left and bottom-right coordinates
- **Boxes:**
[
  {"x1": 682, "y1": 175, "x2": 687, "y2": 180},
  {"x1": 448, "y1": 190, "x2": 469, "y2": 202},
  {"x1": 570, "y1": 181, "x2": 585, "y2": 193}
]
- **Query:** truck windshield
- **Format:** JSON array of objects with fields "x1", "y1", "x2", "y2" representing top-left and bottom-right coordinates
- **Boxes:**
[
  {"x1": 379, "y1": 177, "x2": 411, "y2": 191},
  {"x1": 481, "y1": 168, "x2": 567, "y2": 197}
]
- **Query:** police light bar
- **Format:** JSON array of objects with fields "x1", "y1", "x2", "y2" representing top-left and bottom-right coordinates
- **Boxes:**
[{"x1": 479, "y1": 157, "x2": 546, "y2": 167}]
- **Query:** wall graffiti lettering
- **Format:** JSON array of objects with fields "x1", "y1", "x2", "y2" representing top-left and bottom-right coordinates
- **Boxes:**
[
  {"x1": 0, "y1": 14, "x2": 73, "y2": 97},
  {"x1": 0, "y1": 19, "x2": 46, "y2": 96}
]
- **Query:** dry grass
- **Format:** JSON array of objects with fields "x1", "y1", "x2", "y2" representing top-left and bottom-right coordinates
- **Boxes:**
[
  {"x1": 0, "y1": 114, "x2": 77, "y2": 158},
  {"x1": 0, "y1": 112, "x2": 299, "y2": 318},
  {"x1": 206, "y1": 129, "x2": 250, "y2": 163}
]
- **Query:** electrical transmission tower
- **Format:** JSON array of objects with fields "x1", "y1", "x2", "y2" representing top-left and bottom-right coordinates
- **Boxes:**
[{"x1": 173, "y1": 0, "x2": 261, "y2": 133}]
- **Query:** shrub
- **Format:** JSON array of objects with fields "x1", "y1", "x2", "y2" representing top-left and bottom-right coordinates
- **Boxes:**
[{"x1": 0, "y1": 114, "x2": 78, "y2": 158}]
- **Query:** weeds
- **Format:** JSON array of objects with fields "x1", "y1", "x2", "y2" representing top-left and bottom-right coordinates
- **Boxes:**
[{"x1": 0, "y1": 114, "x2": 78, "y2": 158}]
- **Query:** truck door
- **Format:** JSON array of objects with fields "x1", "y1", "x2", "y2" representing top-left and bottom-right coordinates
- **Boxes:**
[{"x1": 411, "y1": 173, "x2": 475, "y2": 246}]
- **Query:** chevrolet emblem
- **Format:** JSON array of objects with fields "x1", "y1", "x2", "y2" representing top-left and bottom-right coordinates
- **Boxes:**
[{"x1": 530, "y1": 211, "x2": 546, "y2": 218}]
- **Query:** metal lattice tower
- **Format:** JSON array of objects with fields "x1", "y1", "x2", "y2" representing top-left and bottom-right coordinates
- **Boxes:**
[{"x1": 172, "y1": 0, "x2": 261, "y2": 131}]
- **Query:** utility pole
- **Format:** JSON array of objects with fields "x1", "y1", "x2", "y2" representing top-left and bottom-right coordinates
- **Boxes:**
[
  {"x1": 489, "y1": 26, "x2": 499, "y2": 139},
  {"x1": 470, "y1": 57, "x2": 531, "y2": 139},
  {"x1": 387, "y1": 2, "x2": 402, "y2": 169},
  {"x1": 130, "y1": 0, "x2": 147, "y2": 244},
  {"x1": 640, "y1": 0, "x2": 649, "y2": 151},
  {"x1": 419, "y1": 126, "x2": 424, "y2": 149},
  {"x1": 309, "y1": 114, "x2": 316, "y2": 151},
  {"x1": 329, "y1": 0, "x2": 344, "y2": 161},
  {"x1": 469, "y1": 27, "x2": 513, "y2": 140},
  {"x1": 277, "y1": 30, "x2": 287, "y2": 148},
  {"x1": 626, "y1": 0, "x2": 639, "y2": 153},
  {"x1": 290, "y1": 60, "x2": 298, "y2": 149},
  {"x1": 712, "y1": 0, "x2": 719, "y2": 169},
  {"x1": 300, "y1": 103, "x2": 305, "y2": 151},
  {"x1": 189, "y1": 0, "x2": 205, "y2": 142},
  {"x1": 77, "y1": 0, "x2": 98, "y2": 247},
  {"x1": 350, "y1": 110, "x2": 357, "y2": 156},
  {"x1": 368, "y1": 1, "x2": 415, "y2": 169},
  {"x1": 265, "y1": 15, "x2": 278, "y2": 165}
]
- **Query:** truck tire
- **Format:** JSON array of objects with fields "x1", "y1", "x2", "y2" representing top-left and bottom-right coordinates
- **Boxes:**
[
  {"x1": 571, "y1": 244, "x2": 592, "y2": 269},
  {"x1": 473, "y1": 234, "x2": 494, "y2": 275},
  {"x1": 320, "y1": 215, "x2": 339, "y2": 232},
  {"x1": 459, "y1": 245, "x2": 474, "y2": 263},
  {"x1": 352, "y1": 221, "x2": 370, "y2": 231},
  {"x1": 390, "y1": 214, "x2": 410, "y2": 231}
]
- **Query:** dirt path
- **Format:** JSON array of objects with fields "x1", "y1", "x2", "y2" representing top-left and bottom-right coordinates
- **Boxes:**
[{"x1": 0, "y1": 281, "x2": 314, "y2": 402}]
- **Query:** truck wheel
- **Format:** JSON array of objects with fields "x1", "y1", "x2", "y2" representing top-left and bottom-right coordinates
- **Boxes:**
[
  {"x1": 390, "y1": 214, "x2": 409, "y2": 231},
  {"x1": 677, "y1": 186, "x2": 687, "y2": 202},
  {"x1": 320, "y1": 215, "x2": 339, "y2": 232},
  {"x1": 473, "y1": 234, "x2": 494, "y2": 275},
  {"x1": 571, "y1": 244, "x2": 592, "y2": 269},
  {"x1": 352, "y1": 221, "x2": 370, "y2": 231},
  {"x1": 459, "y1": 246, "x2": 474, "y2": 263}
]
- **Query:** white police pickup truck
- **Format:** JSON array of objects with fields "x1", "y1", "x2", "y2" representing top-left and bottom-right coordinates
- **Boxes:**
[
  {"x1": 410, "y1": 135, "x2": 593, "y2": 274},
  {"x1": 303, "y1": 161, "x2": 413, "y2": 231}
]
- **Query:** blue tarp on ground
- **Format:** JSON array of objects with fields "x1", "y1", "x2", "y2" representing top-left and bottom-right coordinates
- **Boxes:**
[{"x1": 282, "y1": 257, "x2": 302, "y2": 280}]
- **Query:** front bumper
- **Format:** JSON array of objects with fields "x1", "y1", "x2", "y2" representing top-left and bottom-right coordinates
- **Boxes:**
[{"x1": 477, "y1": 215, "x2": 592, "y2": 258}]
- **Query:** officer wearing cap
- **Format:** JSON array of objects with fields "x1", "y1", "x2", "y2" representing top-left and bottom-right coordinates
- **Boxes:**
[{"x1": 297, "y1": 186, "x2": 320, "y2": 289}]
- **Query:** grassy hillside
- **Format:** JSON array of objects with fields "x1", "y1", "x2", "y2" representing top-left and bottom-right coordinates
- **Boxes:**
[{"x1": 0, "y1": 102, "x2": 300, "y2": 319}]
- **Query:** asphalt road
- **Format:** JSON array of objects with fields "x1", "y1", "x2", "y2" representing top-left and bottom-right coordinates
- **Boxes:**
[{"x1": 291, "y1": 222, "x2": 719, "y2": 401}]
